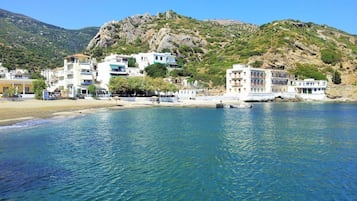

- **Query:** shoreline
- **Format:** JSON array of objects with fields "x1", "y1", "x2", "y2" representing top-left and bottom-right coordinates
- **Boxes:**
[
  {"x1": 0, "y1": 99, "x2": 219, "y2": 127},
  {"x1": 1, "y1": 98, "x2": 356, "y2": 127}
]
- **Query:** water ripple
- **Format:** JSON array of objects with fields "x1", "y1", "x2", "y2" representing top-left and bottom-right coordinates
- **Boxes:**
[{"x1": 0, "y1": 104, "x2": 357, "y2": 200}]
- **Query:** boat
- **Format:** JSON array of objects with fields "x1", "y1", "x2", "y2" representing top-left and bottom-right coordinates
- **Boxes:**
[{"x1": 228, "y1": 103, "x2": 252, "y2": 109}]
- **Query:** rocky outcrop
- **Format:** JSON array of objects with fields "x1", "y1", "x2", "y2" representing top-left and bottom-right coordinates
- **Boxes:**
[
  {"x1": 86, "y1": 10, "x2": 256, "y2": 56},
  {"x1": 294, "y1": 41, "x2": 317, "y2": 55}
]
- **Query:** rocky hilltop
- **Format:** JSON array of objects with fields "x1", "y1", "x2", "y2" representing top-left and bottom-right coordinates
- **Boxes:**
[
  {"x1": 87, "y1": 11, "x2": 257, "y2": 59},
  {"x1": 87, "y1": 11, "x2": 357, "y2": 100}
]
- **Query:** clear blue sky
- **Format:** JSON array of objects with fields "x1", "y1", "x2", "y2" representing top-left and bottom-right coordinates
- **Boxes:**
[{"x1": 1, "y1": 0, "x2": 357, "y2": 34}]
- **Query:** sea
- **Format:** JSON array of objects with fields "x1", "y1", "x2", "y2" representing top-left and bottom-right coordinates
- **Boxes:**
[{"x1": 0, "y1": 102, "x2": 356, "y2": 200}]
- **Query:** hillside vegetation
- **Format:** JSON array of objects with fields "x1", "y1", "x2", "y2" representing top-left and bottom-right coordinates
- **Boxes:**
[
  {"x1": 0, "y1": 9, "x2": 98, "y2": 72},
  {"x1": 87, "y1": 11, "x2": 357, "y2": 90}
]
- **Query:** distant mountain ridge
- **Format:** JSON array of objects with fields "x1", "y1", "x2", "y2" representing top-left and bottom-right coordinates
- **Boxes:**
[{"x1": 0, "y1": 8, "x2": 99, "y2": 71}]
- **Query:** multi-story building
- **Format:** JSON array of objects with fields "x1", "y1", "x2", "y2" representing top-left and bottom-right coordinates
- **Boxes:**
[
  {"x1": 42, "y1": 54, "x2": 95, "y2": 97},
  {"x1": 43, "y1": 52, "x2": 178, "y2": 96},
  {"x1": 226, "y1": 64, "x2": 270, "y2": 98},
  {"x1": 133, "y1": 52, "x2": 177, "y2": 71},
  {"x1": 226, "y1": 64, "x2": 327, "y2": 101},
  {"x1": 96, "y1": 54, "x2": 129, "y2": 91},
  {"x1": 270, "y1": 70, "x2": 290, "y2": 93}
]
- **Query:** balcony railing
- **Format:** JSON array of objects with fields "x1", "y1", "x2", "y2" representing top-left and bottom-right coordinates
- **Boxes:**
[
  {"x1": 80, "y1": 71, "x2": 92, "y2": 75},
  {"x1": 81, "y1": 81, "x2": 93, "y2": 86},
  {"x1": 231, "y1": 83, "x2": 243, "y2": 87},
  {"x1": 110, "y1": 70, "x2": 128, "y2": 75},
  {"x1": 231, "y1": 76, "x2": 243, "y2": 80}
]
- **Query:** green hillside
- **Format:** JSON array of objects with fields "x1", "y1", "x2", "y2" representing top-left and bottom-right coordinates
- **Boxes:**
[
  {"x1": 0, "y1": 8, "x2": 98, "y2": 72},
  {"x1": 87, "y1": 11, "x2": 357, "y2": 87}
]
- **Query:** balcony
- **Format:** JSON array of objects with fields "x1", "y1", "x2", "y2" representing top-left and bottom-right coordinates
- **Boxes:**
[
  {"x1": 66, "y1": 70, "x2": 73, "y2": 75},
  {"x1": 110, "y1": 71, "x2": 128, "y2": 75},
  {"x1": 231, "y1": 83, "x2": 243, "y2": 87},
  {"x1": 110, "y1": 64, "x2": 127, "y2": 75},
  {"x1": 81, "y1": 81, "x2": 93, "y2": 86},
  {"x1": 231, "y1": 76, "x2": 243, "y2": 80},
  {"x1": 81, "y1": 70, "x2": 92, "y2": 75}
]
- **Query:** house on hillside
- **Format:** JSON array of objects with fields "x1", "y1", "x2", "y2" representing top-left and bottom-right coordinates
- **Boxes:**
[{"x1": 132, "y1": 52, "x2": 177, "y2": 71}]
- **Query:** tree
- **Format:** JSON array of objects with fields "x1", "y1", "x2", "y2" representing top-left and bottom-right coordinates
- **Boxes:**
[
  {"x1": 128, "y1": 57, "x2": 137, "y2": 67},
  {"x1": 145, "y1": 63, "x2": 167, "y2": 78},
  {"x1": 127, "y1": 77, "x2": 142, "y2": 95},
  {"x1": 33, "y1": 79, "x2": 47, "y2": 99},
  {"x1": 87, "y1": 84, "x2": 97, "y2": 97},
  {"x1": 332, "y1": 70, "x2": 342, "y2": 84},
  {"x1": 109, "y1": 77, "x2": 129, "y2": 95}
]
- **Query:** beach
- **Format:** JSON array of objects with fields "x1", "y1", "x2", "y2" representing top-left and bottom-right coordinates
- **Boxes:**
[
  {"x1": 0, "y1": 99, "x2": 121, "y2": 126},
  {"x1": 0, "y1": 98, "x2": 224, "y2": 126}
]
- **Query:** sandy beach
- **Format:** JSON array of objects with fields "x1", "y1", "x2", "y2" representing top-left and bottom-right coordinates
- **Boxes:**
[
  {"x1": 0, "y1": 98, "x2": 222, "y2": 126},
  {"x1": 0, "y1": 99, "x2": 125, "y2": 126}
]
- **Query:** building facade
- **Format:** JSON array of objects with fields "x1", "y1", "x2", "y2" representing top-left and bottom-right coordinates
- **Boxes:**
[
  {"x1": 226, "y1": 64, "x2": 327, "y2": 101},
  {"x1": 288, "y1": 79, "x2": 327, "y2": 100},
  {"x1": 133, "y1": 52, "x2": 177, "y2": 71},
  {"x1": 96, "y1": 54, "x2": 129, "y2": 91},
  {"x1": 42, "y1": 54, "x2": 95, "y2": 97},
  {"x1": 42, "y1": 52, "x2": 178, "y2": 96},
  {"x1": 0, "y1": 63, "x2": 35, "y2": 97}
]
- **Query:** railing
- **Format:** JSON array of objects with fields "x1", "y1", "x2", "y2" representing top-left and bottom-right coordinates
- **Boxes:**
[
  {"x1": 81, "y1": 81, "x2": 93, "y2": 86},
  {"x1": 80, "y1": 71, "x2": 92, "y2": 75},
  {"x1": 110, "y1": 71, "x2": 128, "y2": 75},
  {"x1": 231, "y1": 83, "x2": 243, "y2": 87}
]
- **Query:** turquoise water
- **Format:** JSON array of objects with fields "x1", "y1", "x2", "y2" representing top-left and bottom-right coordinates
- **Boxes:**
[{"x1": 1, "y1": 103, "x2": 357, "y2": 200}]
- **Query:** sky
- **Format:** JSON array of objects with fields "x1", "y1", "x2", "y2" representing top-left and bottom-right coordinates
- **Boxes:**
[{"x1": 1, "y1": 0, "x2": 357, "y2": 35}]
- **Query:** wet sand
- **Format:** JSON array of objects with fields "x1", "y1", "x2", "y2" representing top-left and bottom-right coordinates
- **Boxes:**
[{"x1": 0, "y1": 98, "x2": 220, "y2": 126}]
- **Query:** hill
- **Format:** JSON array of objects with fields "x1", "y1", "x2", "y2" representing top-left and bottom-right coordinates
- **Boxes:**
[
  {"x1": 0, "y1": 8, "x2": 98, "y2": 72},
  {"x1": 86, "y1": 11, "x2": 357, "y2": 88}
]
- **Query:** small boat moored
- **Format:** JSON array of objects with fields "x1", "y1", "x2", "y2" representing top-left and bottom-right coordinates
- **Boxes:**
[{"x1": 228, "y1": 103, "x2": 252, "y2": 109}]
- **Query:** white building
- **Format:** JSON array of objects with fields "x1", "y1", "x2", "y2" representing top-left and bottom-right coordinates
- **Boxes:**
[
  {"x1": 288, "y1": 79, "x2": 327, "y2": 100},
  {"x1": 96, "y1": 54, "x2": 130, "y2": 91},
  {"x1": 226, "y1": 64, "x2": 273, "y2": 100},
  {"x1": 42, "y1": 54, "x2": 95, "y2": 97},
  {"x1": 132, "y1": 52, "x2": 177, "y2": 71},
  {"x1": 226, "y1": 64, "x2": 326, "y2": 101}
]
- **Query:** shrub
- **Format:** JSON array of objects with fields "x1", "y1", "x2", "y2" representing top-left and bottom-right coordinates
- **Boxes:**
[
  {"x1": 293, "y1": 64, "x2": 327, "y2": 80},
  {"x1": 332, "y1": 70, "x2": 342, "y2": 84},
  {"x1": 145, "y1": 63, "x2": 168, "y2": 78},
  {"x1": 128, "y1": 57, "x2": 136, "y2": 67},
  {"x1": 321, "y1": 49, "x2": 341, "y2": 65},
  {"x1": 250, "y1": 60, "x2": 263, "y2": 68},
  {"x1": 33, "y1": 79, "x2": 47, "y2": 99}
]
